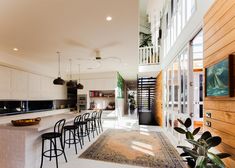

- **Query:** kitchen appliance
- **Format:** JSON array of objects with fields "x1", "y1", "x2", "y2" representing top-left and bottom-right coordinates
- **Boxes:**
[{"x1": 77, "y1": 94, "x2": 87, "y2": 111}]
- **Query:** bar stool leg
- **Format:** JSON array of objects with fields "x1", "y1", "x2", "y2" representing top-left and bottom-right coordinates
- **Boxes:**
[
  {"x1": 91, "y1": 121, "x2": 95, "y2": 138},
  {"x1": 100, "y1": 119, "x2": 103, "y2": 132},
  {"x1": 85, "y1": 124, "x2": 91, "y2": 142},
  {"x1": 97, "y1": 120, "x2": 101, "y2": 133},
  {"x1": 63, "y1": 129, "x2": 66, "y2": 148},
  {"x1": 94, "y1": 120, "x2": 99, "y2": 136},
  {"x1": 59, "y1": 137, "x2": 67, "y2": 162},
  {"x1": 68, "y1": 130, "x2": 71, "y2": 148},
  {"x1": 77, "y1": 128, "x2": 83, "y2": 149},
  {"x1": 73, "y1": 129, "x2": 78, "y2": 154},
  {"x1": 80, "y1": 125, "x2": 84, "y2": 145},
  {"x1": 53, "y1": 138, "x2": 59, "y2": 168},
  {"x1": 40, "y1": 139, "x2": 45, "y2": 168},
  {"x1": 49, "y1": 140, "x2": 52, "y2": 161}
]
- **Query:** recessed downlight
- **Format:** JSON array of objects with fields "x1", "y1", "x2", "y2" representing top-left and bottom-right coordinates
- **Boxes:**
[
  {"x1": 106, "y1": 16, "x2": 112, "y2": 21},
  {"x1": 13, "y1": 48, "x2": 18, "y2": 51}
]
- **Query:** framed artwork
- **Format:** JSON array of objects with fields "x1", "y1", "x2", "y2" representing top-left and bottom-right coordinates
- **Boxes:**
[{"x1": 205, "y1": 55, "x2": 233, "y2": 97}]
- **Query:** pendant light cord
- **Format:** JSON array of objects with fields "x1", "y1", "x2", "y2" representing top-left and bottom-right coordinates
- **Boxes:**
[
  {"x1": 56, "y1": 51, "x2": 61, "y2": 77},
  {"x1": 69, "y1": 59, "x2": 72, "y2": 80},
  {"x1": 78, "y1": 64, "x2": 81, "y2": 82}
]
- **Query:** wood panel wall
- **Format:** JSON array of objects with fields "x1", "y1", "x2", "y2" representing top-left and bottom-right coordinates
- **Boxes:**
[
  {"x1": 203, "y1": 0, "x2": 235, "y2": 167},
  {"x1": 155, "y1": 71, "x2": 163, "y2": 126}
]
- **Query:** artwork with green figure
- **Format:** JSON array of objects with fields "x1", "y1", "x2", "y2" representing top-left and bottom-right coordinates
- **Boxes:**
[
  {"x1": 206, "y1": 58, "x2": 229, "y2": 96},
  {"x1": 117, "y1": 72, "x2": 124, "y2": 98}
]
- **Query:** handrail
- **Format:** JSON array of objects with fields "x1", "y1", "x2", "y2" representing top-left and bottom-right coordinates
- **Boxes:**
[{"x1": 139, "y1": 46, "x2": 159, "y2": 65}]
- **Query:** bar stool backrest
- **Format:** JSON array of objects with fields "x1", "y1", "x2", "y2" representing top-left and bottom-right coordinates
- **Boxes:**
[
  {"x1": 82, "y1": 113, "x2": 90, "y2": 121},
  {"x1": 91, "y1": 111, "x2": 97, "y2": 119},
  {"x1": 98, "y1": 110, "x2": 103, "y2": 119},
  {"x1": 54, "y1": 119, "x2": 66, "y2": 134},
  {"x1": 74, "y1": 115, "x2": 82, "y2": 125}
]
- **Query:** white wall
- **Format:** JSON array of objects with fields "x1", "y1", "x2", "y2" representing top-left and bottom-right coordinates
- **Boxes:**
[
  {"x1": 74, "y1": 72, "x2": 117, "y2": 109},
  {"x1": 0, "y1": 51, "x2": 56, "y2": 77},
  {"x1": 74, "y1": 71, "x2": 126, "y2": 117}
]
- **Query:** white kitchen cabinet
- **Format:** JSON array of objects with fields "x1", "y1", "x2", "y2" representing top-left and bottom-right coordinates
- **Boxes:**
[
  {"x1": 11, "y1": 69, "x2": 28, "y2": 99},
  {"x1": 40, "y1": 76, "x2": 53, "y2": 99},
  {"x1": 0, "y1": 66, "x2": 11, "y2": 99},
  {"x1": 28, "y1": 73, "x2": 41, "y2": 100},
  {"x1": 41, "y1": 77, "x2": 67, "y2": 100},
  {"x1": 0, "y1": 65, "x2": 66, "y2": 100}
]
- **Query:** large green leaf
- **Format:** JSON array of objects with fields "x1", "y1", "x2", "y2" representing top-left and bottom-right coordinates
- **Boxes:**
[
  {"x1": 207, "y1": 152, "x2": 225, "y2": 168},
  {"x1": 198, "y1": 146, "x2": 207, "y2": 156},
  {"x1": 193, "y1": 127, "x2": 201, "y2": 135},
  {"x1": 195, "y1": 156, "x2": 207, "y2": 168},
  {"x1": 200, "y1": 131, "x2": 212, "y2": 140},
  {"x1": 180, "y1": 152, "x2": 189, "y2": 157},
  {"x1": 186, "y1": 139, "x2": 203, "y2": 148},
  {"x1": 183, "y1": 148, "x2": 199, "y2": 160},
  {"x1": 216, "y1": 153, "x2": 231, "y2": 159},
  {"x1": 177, "y1": 146, "x2": 191, "y2": 150},
  {"x1": 186, "y1": 131, "x2": 194, "y2": 140},
  {"x1": 184, "y1": 118, "x2": 192, "y2": 128},
  {"x1": 206, "y1": 136, "x2": 221, "y2": 148},
  {"x1": 186, "y1": 158, "x2": 196, "y2": 168},
  {"x1": 174, "y1": 127, "x2": 186, "y2": 134}
]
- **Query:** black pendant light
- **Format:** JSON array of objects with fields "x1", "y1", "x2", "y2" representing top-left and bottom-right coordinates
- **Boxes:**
[
  {"x1": 66, "y1": 59, "x2": 76, "y2": 88},
  {"x1": 53, "y1": 51, "x2": 65, "y2": 85},
  {"x1": 77, "y1": 64, "x2": 84, "y2": 89}
]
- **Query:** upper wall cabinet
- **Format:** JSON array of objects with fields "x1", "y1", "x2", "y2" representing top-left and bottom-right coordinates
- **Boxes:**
[
  {"x1": 0, "y1": 66, "x2": 11, "y2": 99},
  {"x1": 28, "y1": 73, "x2": 41, "y2": 100},
  {"x1": 40, "y1": 76, "x2": 52, "y2": 99},
  {"x1": 0, "y1": 65, "x2": 66, "y2": 100},
  {"x1": 11, "y1": 69, "x2": 28, "y2": 99}
]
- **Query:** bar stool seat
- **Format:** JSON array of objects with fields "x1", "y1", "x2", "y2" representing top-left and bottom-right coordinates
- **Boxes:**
[
  {"x1": 63, "y1": 125, "x2": 77, "y2": 130},
  {"x1": 42, "y1": 132, "x2": 61, "y2": 139}
]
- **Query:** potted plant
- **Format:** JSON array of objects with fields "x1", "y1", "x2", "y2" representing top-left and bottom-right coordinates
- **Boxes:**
[
  {"x1": 174, "y1": 118, "x2": 230, "y2": 168},
  {"x1": 128, "y1": 92, "x2": 136, "y2": 113}
]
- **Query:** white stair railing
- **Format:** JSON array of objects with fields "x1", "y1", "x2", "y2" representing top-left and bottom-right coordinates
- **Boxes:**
[{"x1": 139, "y1": 46, "x2": 159, "y2": 65}]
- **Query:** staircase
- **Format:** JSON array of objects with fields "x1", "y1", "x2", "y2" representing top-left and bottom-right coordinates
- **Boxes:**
[{"x1": 137, "y1": 77, "x2": 157, "y2": 125}]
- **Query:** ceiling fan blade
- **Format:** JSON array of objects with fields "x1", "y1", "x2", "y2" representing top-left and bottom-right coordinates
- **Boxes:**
[
  {"x1": 76, "y1": 57, "x2": 93, "y2": 61},
  {"x1": 102, "y1": 57, "x2": 121, "y2": 63},
  {"x1": 64, "y1": 39, "x2": 92, "y2": 50},
  {"x1": 87, "y1": 61, "x2": 101, "y2": 70},
  {"x1": 98, "y1": 41, "x2": 119, "y2": 50}
]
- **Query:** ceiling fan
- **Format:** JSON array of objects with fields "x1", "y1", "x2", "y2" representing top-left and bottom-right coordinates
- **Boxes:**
[{"x1": 76, "y1": 48, "x2": 121, "y2": 70}]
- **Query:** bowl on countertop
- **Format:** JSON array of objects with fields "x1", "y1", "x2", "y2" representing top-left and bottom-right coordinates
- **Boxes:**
[{"x1": 11, "y1": 117, "x2": 41, "y2": 126}]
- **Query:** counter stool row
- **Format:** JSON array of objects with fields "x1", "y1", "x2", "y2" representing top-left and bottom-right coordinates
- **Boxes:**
[{"x1": 40, "y1": 110, "x2": 103, "y2": 168}]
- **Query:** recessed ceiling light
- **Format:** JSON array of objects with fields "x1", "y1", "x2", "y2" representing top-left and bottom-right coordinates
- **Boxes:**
[
  {"x1": 106, "y1": 16, "x2": 112, "y2": 21},
  {"x1": 13, "y1": 48, "x2": 18, "y2": 51}
]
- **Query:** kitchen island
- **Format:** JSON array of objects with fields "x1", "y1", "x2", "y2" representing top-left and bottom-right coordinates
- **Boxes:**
[{"x1": 0, "y1": 109, "x2": 79, "y2": 168}]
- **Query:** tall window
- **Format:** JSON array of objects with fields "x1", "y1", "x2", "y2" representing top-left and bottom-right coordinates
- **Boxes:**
[{"x1": 163, "y1": 0, "x2": 196, "y2": 57}]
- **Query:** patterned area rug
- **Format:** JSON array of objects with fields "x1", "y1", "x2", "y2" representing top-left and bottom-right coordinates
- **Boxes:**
[{"x1": 79, "y1": 129, "x2": 187, "y2": 168}]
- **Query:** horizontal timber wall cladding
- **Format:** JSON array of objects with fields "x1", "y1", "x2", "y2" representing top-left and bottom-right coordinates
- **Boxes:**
[
  {"x1": 155, "y1": 71, "x2": 162, "y2": 126},
  {"x1": 203, "y1": 0, "x2": 235, "y2": 167}
]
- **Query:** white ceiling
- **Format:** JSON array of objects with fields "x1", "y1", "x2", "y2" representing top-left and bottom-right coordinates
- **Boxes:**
[{"x1": 0, "y1": 0, "x2": 139, "y2": 80}]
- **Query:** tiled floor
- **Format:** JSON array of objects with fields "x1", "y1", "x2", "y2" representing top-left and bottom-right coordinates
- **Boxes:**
[{"x1": 42, "y1": 115, "x2": 179, "y2": 168}]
